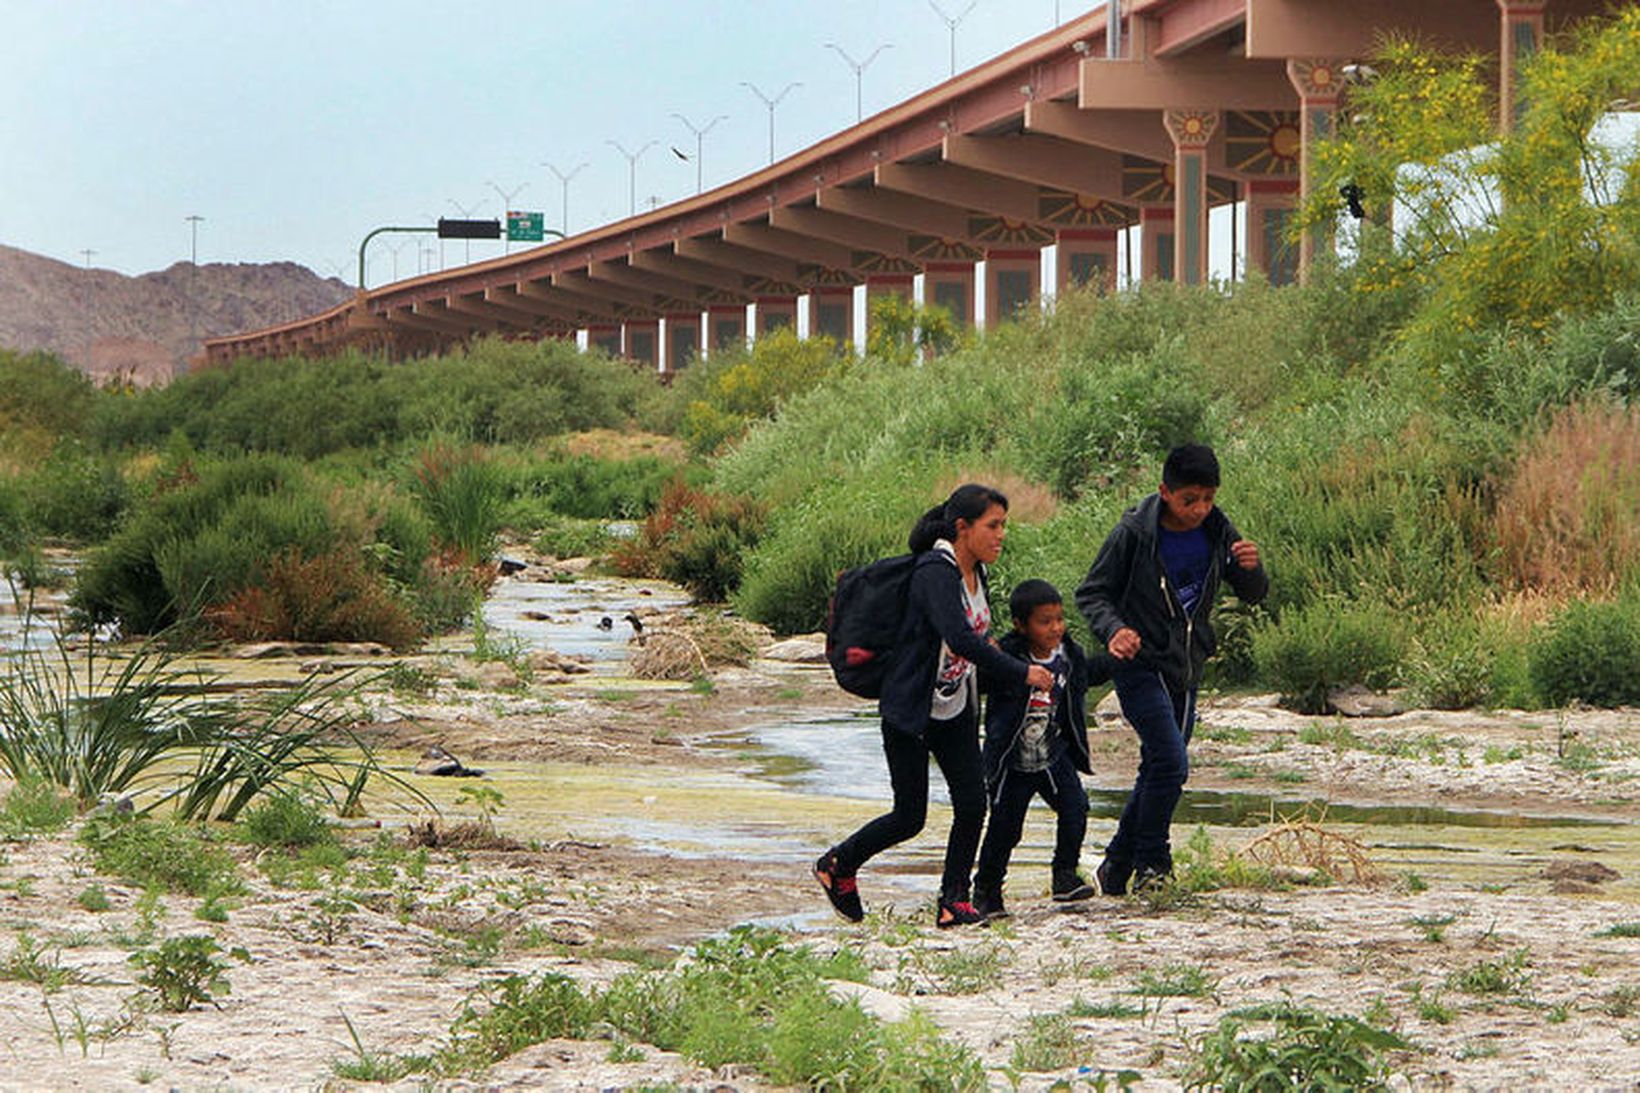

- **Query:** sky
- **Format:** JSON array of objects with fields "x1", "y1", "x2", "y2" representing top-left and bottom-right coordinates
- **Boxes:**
[{"x1": 1, "y1": 0, "x2": 1086, "y2": 283}]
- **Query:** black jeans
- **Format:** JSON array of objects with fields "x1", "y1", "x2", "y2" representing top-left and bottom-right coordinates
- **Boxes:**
[
  {"x1": 832, "y1": 708, "x2": 986, "y2": 903},
  {"x1": 974, "y1": 750, "x2": 1089, "y2": 894},
  {"x1": 1103, "y1": 664, "x2": 1197, "y2": 875}
]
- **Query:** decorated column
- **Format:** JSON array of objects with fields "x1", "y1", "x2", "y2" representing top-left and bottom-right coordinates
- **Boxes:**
[
  {"x1": 706, "y1": 305, "x2": 746, "y2": 356},
  {"x1": 586, "y1": 324, "x2": 621, "y2": 357},
  {"x1": 1138, "y1": 205, "x2": 1174, "y2": 282},
  {"x1": 1162, "y1": 109, "x2": 1220, "y2": 286},
  {"x1": 805, "y1": 287, "x2": 856, "y2": 348},
  {"x1": 663, "y1": 312, "x2": 701, "y2": 373},
  {"x1": 983, "y1": 250, "x2": 1040, "y2": 328},
  {"x1": 922, "y1": 262, "x2": 976, "y2": 327},
  {"x1": 621, "y1": 320, "x2": 658, "y2": 370},
  {"x1": 755, "y1": 295, "x2": 798, "y2": 338},
  {"x1": 1055, "y1": 229, "x2": 1118, "y2": 295},
  {"x1": 1244, "y1": 179, "x2": 1300, "y2": 286},
  {"x1": 1498, "y1": 1, "x2": 1545, "y2": 132},
  {"x1": 1286, "y1": 58, "x2": 1346, "y2": 278}
]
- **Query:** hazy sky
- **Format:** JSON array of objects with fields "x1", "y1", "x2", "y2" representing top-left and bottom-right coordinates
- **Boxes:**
[{"x1": 2, "y1": 0, "x2": 1078, "y2": 281}]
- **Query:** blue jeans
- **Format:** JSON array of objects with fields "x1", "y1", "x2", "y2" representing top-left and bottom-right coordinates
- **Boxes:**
[
  {"x1": 1103, "y1": 665, "x2": 1196, "y2": 876},
  {"x1": 832, "y1": 709, "x2": 986, "y2": 904},
  {"x1": 973, "y1": 750, "x2": 1088, "y2": 894}
]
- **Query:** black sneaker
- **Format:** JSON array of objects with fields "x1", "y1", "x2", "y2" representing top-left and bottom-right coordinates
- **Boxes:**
[
  {"x1": 1095, "y1": 858, "x2": 1131, "y2": 897},
  {"x1": 1052, "y1": 870, "x2": 1096, "y2": 902},
  {"x1": 936, "y1": 898, "x2": 986, "y2": 929},
  {"x1": 814, "y1": 850, "x2": 864, "y2": 923},
  {"x1": 972, "y1": 887, "x2": 1009, "y2": 921}
]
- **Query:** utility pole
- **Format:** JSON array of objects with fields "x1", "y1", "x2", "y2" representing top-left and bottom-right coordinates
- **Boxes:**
[
  {"x1": 670, "y1": 113, "x2": 727, "y2": 194},
  {"x1": 825, "y1": 42, "x2": 892, "y2": 123},
  {"x1": 741, "y1": 81, "x2": 801, "y2": 165},
  {"x1": 79, "y1": 248, "x2": 96, "y2": 268},
  {"x1": 185, "y1": 214, "x2": 204, "y2": 359},
  {"x1": 606, "y1": 140, "x2": 656, "y2": 217}
]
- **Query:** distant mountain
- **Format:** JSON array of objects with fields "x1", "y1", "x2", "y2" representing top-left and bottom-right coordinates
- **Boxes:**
[{"x1": 0, "y1": 244, "x2": 353, "y2": 386}]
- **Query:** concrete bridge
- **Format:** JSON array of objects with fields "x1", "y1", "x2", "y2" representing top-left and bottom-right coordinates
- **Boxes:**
[{"x1": 205, "y1": 0, "x2": 1599, "y2": 369}]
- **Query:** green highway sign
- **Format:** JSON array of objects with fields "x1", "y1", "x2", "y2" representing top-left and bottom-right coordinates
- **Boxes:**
[{"x1": 506, "y1": 210, "x2": 545, "y2": 242}]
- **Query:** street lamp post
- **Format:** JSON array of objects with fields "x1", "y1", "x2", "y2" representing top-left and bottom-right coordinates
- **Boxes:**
[
  {"x1": 670, "y1": 113, "x2": 727, "y2": 194},
  {"x1": 928, "y1": 0, "x2": 978, "y2": 77},
  {"x1": 446, "y1": 198, "x2": 482, "y2": 263},
  {"x1": 488, "y1": 180, "x2": 528, "y2": 253},
  {"x1": 542, "y1": 161, "x2": 588, "y2": 236},
  {"x1": 606, "y1": 140, "x2": 656, "y2": 218},
  {"x1": 741, "y1": 81, "x2": 801, "y2": 165},
  {"x1": 824, "y1": 42, "x2": 892, "y2": 123},
  {"x1": 185, "y1": 214, "x2": 204, "y2": 356}
]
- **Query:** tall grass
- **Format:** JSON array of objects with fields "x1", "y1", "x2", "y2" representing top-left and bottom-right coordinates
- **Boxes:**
[{"x1": 408, "y1": 442, "x2": 505, "y2": 565}]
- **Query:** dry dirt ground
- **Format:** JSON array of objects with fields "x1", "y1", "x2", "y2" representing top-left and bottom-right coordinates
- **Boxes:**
[{"x1": 1, "y1": 629, "x2": 1638, "y2": 1091}]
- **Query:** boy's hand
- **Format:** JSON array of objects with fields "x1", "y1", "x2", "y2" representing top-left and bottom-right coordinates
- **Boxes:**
[
  {"x1": 1230, "y1": 539, "x2": 1260, "y2": 570},
  {"x1": 1108, "y1": 627, "x2": 1141, "y2": 660},
  {"x1": 1026, "y1": 664, "x2": 1054, "y2": 691}
]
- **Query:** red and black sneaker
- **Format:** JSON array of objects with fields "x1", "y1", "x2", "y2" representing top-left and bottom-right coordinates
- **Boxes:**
[
  {"x1": 936, "y1": 898, "x2": 986, "y2": 929},
  {"x1": 815, "y1": 850, "x2": 864, "y2": 923}
]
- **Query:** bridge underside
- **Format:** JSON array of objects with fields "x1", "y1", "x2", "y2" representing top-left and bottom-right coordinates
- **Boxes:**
[{"x1": 208, "y1": 0, "x2": 1609, "y2": 369}]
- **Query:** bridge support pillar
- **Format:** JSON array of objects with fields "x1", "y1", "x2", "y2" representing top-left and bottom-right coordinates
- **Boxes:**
[
  {"x1": 1138, "y1": 205, "x2": 1174, "y2": 282},
  {"x1": 1163, "y1": 110, "x2": 1220, "y2": 287},
  {"x1": 1287, "y1": 58, "x2": 1346, "y2": 280},
  {"x1": 587, "y1": 324, "x2": 621, "y2": 357},
  {"x1": 664, "y1": 312, "x2": 701, "y2": 373},
  {"x1": 1498, "y1": 1, "x2": 1545, "y2": 133},
  {"x1": 1245, "y1": 180, "x2": 1299, "y2": 286},
  {"x1": 923, "y1": 263, "x2": 975, "y2": 328},
  {"x1": 622, "y1": 321, "x2": 658, "y2": 370},
  {"x1": 805, "y1": 287, "x2": 855, "y2": 348},
  {"x1": 1055, "y1": 229, "x2": 1118, "y2": 296},
  {"x1": 756, "y1": 296, "x2": 798, "y2": 338},
  {"x1": 984, "y1": 251, "x2": 1040, "y2": 328},
  {"x1": 707, "y1": 305, "x2": 746, "y2": 356}
]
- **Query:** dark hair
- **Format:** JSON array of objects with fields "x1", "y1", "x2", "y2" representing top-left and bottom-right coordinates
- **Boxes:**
[
  {"x1": 1162, "y1": 443, "x2": 1220, "y2": 489},
  {"x1": 908, "y1": 483, "x2": 1009, "y2": 553},
  {"x1": 1009, "y1": 578, "x2": 1062, "y2": 624}
]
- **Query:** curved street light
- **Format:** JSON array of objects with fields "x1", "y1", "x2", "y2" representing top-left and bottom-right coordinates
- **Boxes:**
[{"x1": 741, "y1": 81, "x2": 801, "y2": 165}]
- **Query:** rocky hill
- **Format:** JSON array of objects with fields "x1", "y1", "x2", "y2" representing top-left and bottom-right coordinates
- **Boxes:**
[{"x1": 0, "y1": 244, "x2": 353, "y2": 386}]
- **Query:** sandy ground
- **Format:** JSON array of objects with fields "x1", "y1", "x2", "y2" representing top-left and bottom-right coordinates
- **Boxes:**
[{"x1": 1, "y1": 620, "x2": 1638, "y2": 1090}]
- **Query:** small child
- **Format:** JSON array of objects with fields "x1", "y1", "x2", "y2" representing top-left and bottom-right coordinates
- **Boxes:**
[{"x1": 971, "y1": 579, "x2": 1095, "y2": 919}]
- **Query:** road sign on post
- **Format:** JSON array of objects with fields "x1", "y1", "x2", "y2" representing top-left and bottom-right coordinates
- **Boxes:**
[{"x1": 506, "y1": 210, "x2": 545, "y2": 242}]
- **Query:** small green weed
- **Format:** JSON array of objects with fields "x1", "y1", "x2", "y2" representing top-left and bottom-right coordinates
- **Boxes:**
[
  {"x1": 2, "y1": 934, "x2": 92, "y2": 992},
  {"x1": 234, "y1": 792, "x2": 336, "y2": 849},
  {"x1": 75, "y1": 885, "x2": 112, "y2": 913},
  {"x1": 129, "y1": 935, "x2": 239, "y2": 1012},
  {"x1": 1595, "y1": 922, "x2": 1640, "y2": 938},
  {"x1": 1412, "y1": 913, "x2": 1456, "y2": 943},
  {"x1": 1009, "y1": 1012, "x2": 1086, "y2": 1071},
  {"x1": 1447, "y1": 950, "x2": 1532, "y2": 996},
  {"x1": 1069, "y1": 996, "x2": 1145, "y2": 1019},
  {"x1": 1133, "y1": 962, "x2": 1216, "y2": 999},
  {"x1": 1181, "y1": 1001, "x2": 1409, "y2": 1091},
  {"x1": 0, "y1": 779, "x2": 77, "y2": 836},
  {"x1": 79, "y1": 815, "x2": 243, "y2": 898}
]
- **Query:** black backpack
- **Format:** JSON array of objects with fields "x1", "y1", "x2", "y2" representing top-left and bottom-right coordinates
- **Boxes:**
[{"x1": 824, "y1": 553, "x2": 917, "y2": 698}]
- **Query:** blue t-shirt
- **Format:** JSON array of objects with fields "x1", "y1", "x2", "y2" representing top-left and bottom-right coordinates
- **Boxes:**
[{"x1": 1158, "y1": 525, "x2": 1211, "y2": 618}]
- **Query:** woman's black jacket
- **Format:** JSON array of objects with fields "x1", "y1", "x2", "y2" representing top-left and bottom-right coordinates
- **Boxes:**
[
  {"x1": 879, "y1": 549, "x2": 1031, "y2": 735},
  {"x1": 1074, "y1": 493, "x2": 1269, "y2": 694},
  {"x1": 977, "y1": 630, "x2": 1093, "y2": 783}
]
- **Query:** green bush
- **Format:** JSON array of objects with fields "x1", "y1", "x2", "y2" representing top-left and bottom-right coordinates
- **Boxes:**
[
  {"x1": 676, "y1": 327, "x2": 847, "y2": 456},
  {"x1": 0, "y1": 350, "x2": 98, "y2": 441},
  {"x1": 0, "y1": 779, "x2": 78, "y2": 837},
  {"x1": 501, "y1": 452, "x2": 679, "y2": 521},
  {"x1": 1252, "y1": 599, "x2": 1403, "y2": 714},
  {"x1": 15, "y1": 441, "x2": 128, "y2": 541},
  {"x1": 1529, "y1": 592, "x2": 1640, "y2": 707},
  {"x1": 234, "y1": 792, "x2": 337, "y2": 849},
  {"x1": 408, "y1": 442, "x2": 505, "y2": 565},
  {"x1": 612, "y1": 481, "x2": 767, "y2": 602},
  {"x1": 130, "y1": 935, "x2": 234, "y2": 1011},
  {"x1": 1405, "y1": 609, "x2": 1497, "y2": 710}
]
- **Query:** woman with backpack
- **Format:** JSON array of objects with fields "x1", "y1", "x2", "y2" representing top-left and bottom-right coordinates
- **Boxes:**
[{"x1": 815, "y1": 484, "x2": 1053, "y2": 928}]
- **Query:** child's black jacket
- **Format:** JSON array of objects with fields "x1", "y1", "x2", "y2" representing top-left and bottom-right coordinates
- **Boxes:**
[{"x1": 978, "y1": 630, "x2": 1093, "y2": 782}]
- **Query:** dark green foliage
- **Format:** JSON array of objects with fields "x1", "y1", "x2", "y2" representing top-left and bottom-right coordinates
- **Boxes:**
[
  {"x1": 14, "y1": 441, "x2": 129, "y2": 541},
  {"x1": 1182, "y1": 1001, "x2": 1409, "y2": 1091},
  {"x1": 1252, "y1": 599, "x2": 1403, "y2": 714},
  {"x1": 438, "y1": 973, "x2": 594, "y2": 1071},
  {"x1": 0, "y1": 350, "x2": 98, "y2": 439},
  {"x1": 1529, "y1": 592, "x2": 1640, "y2": 707},
  {"x1": 92, "y1": 338, "x2": 664, "y2": 457},
  {"x1": 502, "y1": 452, "x2": 680, "y2": 521}
]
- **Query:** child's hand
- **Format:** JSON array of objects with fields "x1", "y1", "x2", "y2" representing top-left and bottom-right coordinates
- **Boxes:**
[
  {"x1": 1230, "y1": 539, "x2": 1260, "y2": 570},
  {"x1": 1108, "y1": 627, "x2": 1141, "y2": 659},
  {"x1": 1026, "y1": 664, "x2": 1054, "y2": 691}
]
